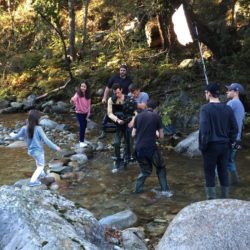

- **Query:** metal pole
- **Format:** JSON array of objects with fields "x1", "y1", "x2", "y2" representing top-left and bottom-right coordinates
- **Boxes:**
[{"x1": 194, "y1": 25, "x2": 209, "y2": 85}]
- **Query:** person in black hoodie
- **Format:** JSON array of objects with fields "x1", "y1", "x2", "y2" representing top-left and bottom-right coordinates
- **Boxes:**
[{"x1": 199, "y1": 83, "x2": 238, "y2": 199}]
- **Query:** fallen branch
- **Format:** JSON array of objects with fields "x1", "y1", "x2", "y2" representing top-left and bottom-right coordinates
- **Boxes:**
[{"x1": 35, "y1": 78, "x2": 72, "y2": 101}]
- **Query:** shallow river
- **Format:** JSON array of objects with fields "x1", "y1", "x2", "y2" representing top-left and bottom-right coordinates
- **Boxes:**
[{"x1": 1, "y1": 113, "x2": 250, "y2": 245}]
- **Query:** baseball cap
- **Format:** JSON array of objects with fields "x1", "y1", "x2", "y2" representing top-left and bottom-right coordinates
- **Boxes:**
[
  {"x1": 225, "y1": 83, "x2": 244, "y2": 94},
  {"x1": 205, "y1": 83, "x2": 220, "y2": 95}
]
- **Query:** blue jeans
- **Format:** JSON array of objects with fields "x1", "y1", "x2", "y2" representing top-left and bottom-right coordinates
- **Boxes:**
[
  {"x1": 76, "y1": 113, "x2": 87, "y2": 142},
  {"x1": 202, "y1": 142, "x2": 230, "y2": 187}
]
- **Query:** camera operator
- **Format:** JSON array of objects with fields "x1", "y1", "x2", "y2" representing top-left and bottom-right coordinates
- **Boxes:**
[
  {"x1": 99, "y1": 65, "x2": 133, "y2": 139},
  {"x1": 107, "y1": 83, "x2": 136, "y2": 173}
]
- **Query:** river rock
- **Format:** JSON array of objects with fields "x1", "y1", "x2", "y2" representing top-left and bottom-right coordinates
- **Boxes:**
[
  {"x1": 99, "y1": 209, "x2": 138, "y2": 230},
  {"x1": 7, "y1": 140, "x2": 26, "y2": 148},
  {"x1": 70, "y1": 153, "x2": 88, "y2": 165},
  {"x1": 156, "y1": 199, "x2": 250, "y2": 250},
  {"x1": 175, "y1": 130, "x2": 201, "y2": 157},
  {"x1": 0, "y1": 185, "x2": 111, "y2": 250},
  {"x1": 39, "y1": 118, "x2": 58, "y2": 130},
  {"x1": 122, "y1": 227, "x2": 148, "y2": 250},
  {"x1": 23, "y1": 94, "x2": 36, "y2": 111},
  {"x1": 0, "y1": 99, "x2": 9, "y2": 109}
]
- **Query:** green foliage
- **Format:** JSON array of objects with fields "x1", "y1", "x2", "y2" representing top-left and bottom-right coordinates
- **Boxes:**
[
  {"x1": 9, "y1": 52, "x2": 42, "y2": 72},
  {"x1": 245, "y1": 116, "x2": 250, "y2": 128},
  {"x1": 160, "y1": 104, "x2": 175, "y2": 126}
]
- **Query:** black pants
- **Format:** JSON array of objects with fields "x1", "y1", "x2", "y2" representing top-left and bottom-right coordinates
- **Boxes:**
[
  {"x1": 202, "y1": 142, "x2": 230, "y2": 187},
  {"x1": 135, "y1": 148, "x2": 170, "y2": 193},
  {"x1": 76, "y1": 113, "x2": 87, "y2": 142},
  {"x1": 113, "y1": 124, "x2": 131, "y2": 161}
]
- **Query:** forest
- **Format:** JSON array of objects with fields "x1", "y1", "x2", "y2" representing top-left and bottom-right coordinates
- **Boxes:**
[{"x1": 0, "y1": 0, "x2": 250, "y2": 124}]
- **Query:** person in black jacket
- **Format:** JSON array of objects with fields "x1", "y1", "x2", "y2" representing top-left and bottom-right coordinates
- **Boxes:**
[
  {"x1": 132, "y1": 100, "x2": 173, "y2": 197},
  {"x1": 199, "y1": 83, "x2": 238, "y2": 199}
]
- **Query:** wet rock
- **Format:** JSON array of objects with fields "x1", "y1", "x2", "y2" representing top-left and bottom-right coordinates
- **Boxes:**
[
  {"x1": 122, "y1": 227, "x2": 148, "y2": 250},
  {"x1": 39, "y1": 118, "x2": 58, "y2": 130},
  {"x1": 10, "y1": 101, "x2": 23, "y2": 109},
  {"x1": 50, "y1": 182, "x2": 60, "y2": 190},
  {"x1": 49, "y1": 166, "x2": 73, "y2": 175},
  {"x1": 48, "y1": 159, "x2": 64, "y2": 169},
  {"x1": 51, "y1": 101, "x2": 69, "y2": 114},
  {"x1": 0, "y1": 106, "x2": 18, "y2": 114},
  {"x1": 23, "y1": 94, "x2": 36, "y2": 111},
  {"x1": 99, "y1": 209, "x2": 138, "y2": 230},
  {"x1": 87, "y1": 119, "x2": 98, "y2": 130},
  {"x1": 7, "y1": 140, "x2": 26, "y2": 148},
  {"x1": 0, "y1": 99, "x2": 9, "y2": 109},
  {"x1": 175, "y1": 130, "x2": 201, "y2": 157},
  {"x1": 0, "y1": 185, "x2": 111, "y2": 249},
  {"x1": 96, "y1": 141, "x2": 104, "y2": 151},
  {"x1": 40, "y1": 176, "x2": 55, "y2": 186},
  {"x1": 14, "y1": 178, "x2": 48, "y2": 190},
  {"x1": 47, "y1": 172, "x2": 61, "y2": 182},
  {"x1": 61, "y1": 172, "x2": 78, "y2": 180},
  {"x1": 70, "y1": 153, "x2": 88, "y2": 165},
  {"x1": 157, "y1": 199, "x2": 250, "y2": 250}
]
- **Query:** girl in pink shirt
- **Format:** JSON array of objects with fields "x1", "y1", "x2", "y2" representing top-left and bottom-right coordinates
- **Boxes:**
[{"x1": 70, "y1": 81, "x2": 91, "y2": 147}]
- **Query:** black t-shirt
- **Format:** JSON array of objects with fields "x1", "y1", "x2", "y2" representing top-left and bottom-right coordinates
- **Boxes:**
[
  {"x1": 134, "y1": 109, "x2": 163, "y2": 151},
  {"x1": 107, "y1": 75, "x2": 133, "y2": 95}
]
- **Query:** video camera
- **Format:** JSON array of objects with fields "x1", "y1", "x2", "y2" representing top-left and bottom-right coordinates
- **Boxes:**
[{"x1": 113, "y1": 95, "x2": 137, "y2": 124}]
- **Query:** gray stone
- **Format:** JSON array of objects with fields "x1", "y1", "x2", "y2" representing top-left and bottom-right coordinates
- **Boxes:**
[
  {"x1": 175, "y1": 130, "x2": 201, "y2": 157},
  {"x1": 49, "y1": 166, "x2": 73, "y2": 174},
  {"x1": 99, "y1": 209, "x2": 138, "y2": 230},
  {"x1": 7, "y1": 140, "x2": 26, "y2": 148},
  {"x1": 122, "y1": 227, "x2": 148, "y2": 250},
  {"x1": 0, "y1": 185, "x2": 111, "y2": 250},
  {"x1": 0, "y1": 99, "x2": 9, "y2": 109},
  {"x1": 39, "y1": 118, "x2": 58, "y2": 130},
  {"x1": 70, "y1": 153, "x2": 88, "y2": 165},
  {"x1": 156, "y1": 199, "x2": 250, "y2": 250},
  {"x1": 10, "y1": 101, "x2": 24, "y2": 109}
]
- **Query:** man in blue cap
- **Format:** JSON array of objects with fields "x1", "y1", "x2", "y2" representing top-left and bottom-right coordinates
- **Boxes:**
[{"x1": 225, "y1": 83, "x2": 245, "y2": 184}]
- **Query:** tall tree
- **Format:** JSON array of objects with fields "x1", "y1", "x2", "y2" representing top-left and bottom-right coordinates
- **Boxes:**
[
  {"x1": 68, "y1": 0, "x2": 76, "y2": 61},
  {"x1": 32, "y1": 0, "x2": 73, "y2": 79},
  {"x1": 82, "y1": 0, "x2": 90, "y2": 46}
]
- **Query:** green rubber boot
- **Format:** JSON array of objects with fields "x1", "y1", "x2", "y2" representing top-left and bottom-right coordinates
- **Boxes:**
[
  {"x1": 205, "y1": 187, "x2": 216, "y2": 200},
  {"x1": 221, "y1": 186, "x2": 229, "y2": 199}
]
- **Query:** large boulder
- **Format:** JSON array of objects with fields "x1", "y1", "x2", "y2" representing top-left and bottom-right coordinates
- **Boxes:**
[
  {"x1": 0, "y1": 185, "x2": 111, "y2": 250},
  {"x1": 175, "y1": 130, "x2": 201, "y2": 157},
  {"x1": 157, "y1": 199, "x2": 250, "y2": 250}
]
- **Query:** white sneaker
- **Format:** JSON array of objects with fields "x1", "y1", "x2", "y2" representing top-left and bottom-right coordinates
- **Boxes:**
[
  {"x1": 79, "y1": 142, "x2": 88, "y2": 148},
  {"x1": 161, "y1": 190, "x2": 174, "y2": 198}
]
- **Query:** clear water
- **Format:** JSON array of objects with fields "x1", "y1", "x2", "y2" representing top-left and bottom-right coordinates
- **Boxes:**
[{"x1": 1, "y1": 113, "x2": 250, "y2": 245}]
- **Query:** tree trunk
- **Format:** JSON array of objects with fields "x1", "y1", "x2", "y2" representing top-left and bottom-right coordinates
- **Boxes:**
[
  {"x1": 82, "y1": 0, "x2": 90, "y2": 45},
  {"x1": 37, "y1": 10, "x2": 73, "y2": 80},
  {"x1": 68, "y1": 0, "x2": 76, "y2": 61}
]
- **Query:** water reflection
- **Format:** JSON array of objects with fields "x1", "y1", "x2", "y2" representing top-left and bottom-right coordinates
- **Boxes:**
[{"x1": 1, "y1": 113, "x2": 250, "y2": 244}]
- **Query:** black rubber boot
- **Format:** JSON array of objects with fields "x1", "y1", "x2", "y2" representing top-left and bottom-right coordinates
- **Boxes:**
[{"x1": 134, "y1": 173, "x2": 146, "y2": 193}]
